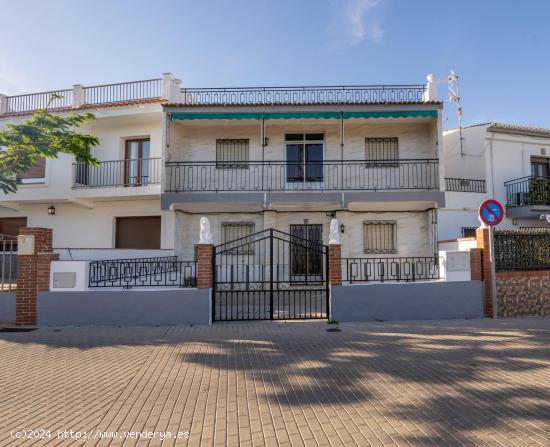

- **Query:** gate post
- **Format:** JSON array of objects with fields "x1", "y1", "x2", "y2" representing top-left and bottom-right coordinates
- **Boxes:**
[
  {"x1": 328, "y1": 243, "x2": 342, "y2": 286},
  {"x1": 197, "y1": 217, "x2": 214, "y2": 289},
  {"x1": 16, "y1": 227, "x2": 55, "y2": 326},
  {"x1": 476, "y1": 227, "x2": 494, "y2": 318}
]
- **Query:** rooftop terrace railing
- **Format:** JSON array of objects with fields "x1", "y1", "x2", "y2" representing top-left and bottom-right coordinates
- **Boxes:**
[
  {"x1": 2, "y1": 79, "x2": 162, "y2": 114},
  {"x1": 180, "y1": 85, "x2": 427, "y2": 106}
]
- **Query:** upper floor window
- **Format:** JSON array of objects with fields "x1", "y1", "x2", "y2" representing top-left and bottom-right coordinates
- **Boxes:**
[
  {"x1": 365, "y1": 137, "x2": 399, "y2": 162},
  {"x1": 363, "y1": 221, "x2": 397, "y2": 254},
  {"x1": 125, "y1": 138, "x2": 151, "y2": 186},
  {"x1": 285, "y1": 133, "x2": 324, "y2": 183},
  {"x1": 17, "y1": 158, "x2": 46, "y2": 183},
  {"x1": 216, "y1": 139, "x2": 249, "y2": 169},
  {"x1": 531, "y1": 156, "x2": 550, "y2": 178}
]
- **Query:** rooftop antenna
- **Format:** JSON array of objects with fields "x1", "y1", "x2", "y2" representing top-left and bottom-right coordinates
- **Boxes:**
[{"x1": 447, "y1": 70, "x2": 464, "y2": 157}]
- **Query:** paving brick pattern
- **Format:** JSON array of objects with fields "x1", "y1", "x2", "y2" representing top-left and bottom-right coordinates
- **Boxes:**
[{"x1": 0, "y1": 319, "x2": 549, "y2": 446}]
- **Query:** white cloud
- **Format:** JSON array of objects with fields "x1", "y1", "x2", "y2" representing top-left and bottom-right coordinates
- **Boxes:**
[{"x1": 327, "y1": 0, "x2": 384, "y2": 48}]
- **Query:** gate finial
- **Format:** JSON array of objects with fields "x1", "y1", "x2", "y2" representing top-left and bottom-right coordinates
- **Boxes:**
[
  {"x1": 329, "y1": 218, "x2": 341, "y2": 244},
  {"x1": 199, "y1": 216, "x2": 213, "y2": 244}
]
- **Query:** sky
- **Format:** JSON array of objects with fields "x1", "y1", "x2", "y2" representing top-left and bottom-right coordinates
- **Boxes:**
[{"x1": 1, "y1": 0, "x2": 549, "y2": 129}]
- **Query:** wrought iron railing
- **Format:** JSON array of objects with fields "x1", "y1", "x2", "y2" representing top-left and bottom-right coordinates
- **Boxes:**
[
  {"x1": 165, "y1": 159, "x2": 440, "y2": 193},
  {"x1": 0, "y1": 236, "x2": 17, "y2": 292},
  {"x1": 343, "y1": 256, "x2": 441, "y2": 283},
  {"x1": 88, "y1": 256, "x2": 197, "y2": 288},
  {"x1": 445, "y1": 177, "x2": 486, "y2": 193},
  {"x1": 504, "y1": 176, "x2": 550, "y2": 206},
  {"x1": 494, "y1": 230, "x2": 550, "y2": 271},
  {"x1": 3, "y1": 79, "x2": 162, "y2": 114},
  {"x1": 72, "y1": 158, "x2": 161, "y2": 189},
  {"x1": 180, "y1": 85, "x2": 426, "y2": 105},
  {"x1": 84, "y1": 79, "x2": 162, "y2": 105}
]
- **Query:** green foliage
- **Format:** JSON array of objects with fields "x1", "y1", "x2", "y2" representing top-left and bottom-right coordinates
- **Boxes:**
[
  {"x1": 528, "y1": 177, "x2": 550, "y2": 205},
  {"x1": 0, "y1": 94, "x2": 99, "y2": 194}
]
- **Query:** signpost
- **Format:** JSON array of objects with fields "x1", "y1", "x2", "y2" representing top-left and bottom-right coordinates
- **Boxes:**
[{"x1": 478, "y1": 199, "x2": 504, "y2": 318}]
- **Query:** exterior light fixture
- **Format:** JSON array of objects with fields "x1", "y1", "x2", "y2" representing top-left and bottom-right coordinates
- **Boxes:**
[
  {"x1": 47, "y1": 206, "x2": 56, "y2": 215},
  {"x1": 340, "y1": 223, "x2": 345, "y2": 234}
]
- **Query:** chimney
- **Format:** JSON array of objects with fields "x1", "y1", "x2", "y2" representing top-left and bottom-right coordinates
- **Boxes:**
[{"x1": 424, "y1": 74, "x2": 438, "y2": 102}]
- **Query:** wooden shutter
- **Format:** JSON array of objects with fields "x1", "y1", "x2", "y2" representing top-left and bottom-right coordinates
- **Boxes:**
[
  {"x1": 115, "y1": 216, "x2": 161, "y2": 249},
  {"x1": 0, "y1": 217, "x2": 28, "y2": 236},
  {"x1": 17, "y1": 158, "x2": 46, "y2": 180}
]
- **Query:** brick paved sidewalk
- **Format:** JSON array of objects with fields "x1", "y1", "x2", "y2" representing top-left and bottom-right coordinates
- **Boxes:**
[{"x1": 0, "y1": 318, "x2": 549, "y2": 446}]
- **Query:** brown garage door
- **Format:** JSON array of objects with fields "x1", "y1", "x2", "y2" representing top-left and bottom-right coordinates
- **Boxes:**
[
  {"x1": 115, "y1": 216, "x2": 161, "y2": 249},
  {"x1": 0, "y1": 217, "x2": 28, "y2": 236}
]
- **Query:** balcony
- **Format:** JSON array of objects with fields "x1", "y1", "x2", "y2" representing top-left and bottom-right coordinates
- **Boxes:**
[
  {"x1": 504, "y1": 176, "x2": 550, "y2": 218},
  {"x1": 445, "y1": 177, "x2": 486, "y2": 193},
  {"x1": 179, "y1": 85, "x2": 427, "y2": 106},
  {"x1": 165, "y1": 159, "x2": 439, "y2": 193},
  {"x1": 72, "y1": 158, "x2": 161, "y2": 189}
]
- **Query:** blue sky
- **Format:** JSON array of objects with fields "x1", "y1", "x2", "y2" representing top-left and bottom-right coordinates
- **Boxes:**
[{"x1": 1, "y1": 0, "x2": 549, "y2": 129}]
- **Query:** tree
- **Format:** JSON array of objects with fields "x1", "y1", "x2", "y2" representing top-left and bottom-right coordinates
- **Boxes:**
[{"x1": 0, "y1": 94, "x2": 99, "y2": 194}]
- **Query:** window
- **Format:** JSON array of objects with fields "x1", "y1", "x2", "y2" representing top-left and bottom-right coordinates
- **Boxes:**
[
  {"x1": 461, "y1": 227, "x2": 477, "y2": 238},
  {"x1": 216, "y1": 139, "x2": 249, "y2": 168},
  {"x1": 125, "y1": 138, "x2": 151, "y2": 186},
  {"x1": 222, "y1": 223, "x2": 255, "y2": 254},
  {"x1": 17, "y1": 158, "x2": 46, "y2": 183},
  {"x1": 531, "y1": 157, "x2": 550, "y2": 177},
  {"x1": 115, "y1": 216, "x2": 161, "y2": 249},
  {"x1": 363, "y1": 221, "x2": 397, "y2": 254},
  {"x1": 365, "y1": 138, "x2": 399, "y2": 163},
  {"x1": 285, "y1": 133, "x2": 324, "y2": 183}
]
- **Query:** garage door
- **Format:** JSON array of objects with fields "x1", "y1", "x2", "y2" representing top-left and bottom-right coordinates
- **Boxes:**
[{"x1": 115, "y1": 216, "x2": 161, "y2": 249}]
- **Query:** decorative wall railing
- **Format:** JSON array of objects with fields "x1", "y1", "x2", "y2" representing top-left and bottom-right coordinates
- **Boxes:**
[
  {"x1": 504, "y1": 176, "x2": 550, "y2": 206},
  {"x1": 88, "y1": 256, "x2": 196, "y2": 288},
  {"x1": 3, "y1": 79, "x2": 162, "y2": 114},
  {"x1": 165, "y1": 159, "x2": 440, "y2": 193},
  {"x1": 494, "y1": 230, "x2": 550, "y2": 272},
  {"x1": 343, "y1": 256, "x2": 441, "y2": 283},
  {"x1": 445, "y1": 177, "x2": 486, "y2": 193},
  {"x1": 180, "y1": 85, "x2": 426, "y2": 105},
  {"x1": 0, "y1": 236, "x2": 17, "y2": 292},
  {"x1": 72, "y1": 158, "x2": 161, "y2": 189}
]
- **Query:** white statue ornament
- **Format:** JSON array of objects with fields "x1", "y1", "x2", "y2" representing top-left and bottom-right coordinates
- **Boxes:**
[
  {"x1": 199, "y1": 216, "x2": 213, "y2": 244},
  {"x1": 329, "y1": 218, "x2": 341, "y2": 244}
]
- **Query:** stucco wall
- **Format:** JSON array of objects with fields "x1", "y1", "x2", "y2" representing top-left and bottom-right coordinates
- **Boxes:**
[
  {"x1": 37, "y1": 289, "x2": 210, "y2": 326},
  {"x1": 496, "y1": 271, "x2": 550, "y2": 317},
  {"x1": 331, "y1": 280, "x2": 483, "y2": 322},
  {"x1": 0, "y1": 292, "x2": 16, "y2": 322}
]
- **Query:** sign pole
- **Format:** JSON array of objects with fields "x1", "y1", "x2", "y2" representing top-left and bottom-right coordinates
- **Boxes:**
[{"x1": 489, "y1": 225, "x2": 497, "y2": 319}]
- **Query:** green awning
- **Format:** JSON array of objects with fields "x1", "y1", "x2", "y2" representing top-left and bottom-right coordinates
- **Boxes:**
[{"x1": 169, "y1": 110, "x2": 437, "y2": 121}]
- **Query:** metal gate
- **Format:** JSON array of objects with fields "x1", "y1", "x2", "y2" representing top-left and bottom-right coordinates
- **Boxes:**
[{"x1": 213, "y1": 228, "x2": 329, "y2": 321}]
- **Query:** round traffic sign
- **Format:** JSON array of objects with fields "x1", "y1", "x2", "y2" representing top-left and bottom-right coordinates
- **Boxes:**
[{"x1": 478, "y1": 199, "x2": 504, "y2": 226}]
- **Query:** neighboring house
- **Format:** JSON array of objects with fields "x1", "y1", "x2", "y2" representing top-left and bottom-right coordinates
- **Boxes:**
[
  {"x1": 0, "y1": 74, "x2": 182, "y2": 255},
  {"x1": 162, "y1": 79, "x2": 445, "y2": 272},
  {"x1": 440, "y1": 123, "x2": 550, "y2": 240}
]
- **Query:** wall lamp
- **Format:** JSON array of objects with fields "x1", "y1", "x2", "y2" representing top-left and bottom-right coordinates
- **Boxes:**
[
  {"x1": 47, "y1": 206, "x2": 56, "y2": 215},
  {"x1": 340, "y1": 223, "x2": 345, "y2": 234}
]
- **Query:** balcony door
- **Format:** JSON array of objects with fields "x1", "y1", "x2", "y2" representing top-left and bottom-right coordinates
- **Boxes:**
[
  {"x1": 285, "y1": 134, "x2": 324, "y2": 187},
  {"x1": 531, "y1": 157, "x2": 550, "y2": 178},
  {"x1": 125, "y1": 138, "x2": 150, "y2": 186}
]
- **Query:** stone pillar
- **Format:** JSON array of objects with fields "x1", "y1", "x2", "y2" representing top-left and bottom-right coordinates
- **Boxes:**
[
  {"x1": 328, "y1": 244, "x2": 342, "y2": 286},
  {"x1": 476, "y1": 227, "x2": 494, "y2": 317},
  {"x1": 72, "y1": 84, "x2": 85, "y2": 108},
  {"x1": 16, "y1": 227, "x2": 55, "y2": 326},
  {"x1": 196, "y1": 244, "x2": 214, "y2": 289},
  {"x1": 470, "y1": 248, "x2": 483, "y2": 280},
  {"x1": 0, "y1": 94, "x2": 8, "y2": 115}
]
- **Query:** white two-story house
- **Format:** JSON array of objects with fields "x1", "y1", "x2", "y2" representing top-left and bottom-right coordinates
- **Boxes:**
[
  {"x1": 161, "y1": 79, "x2": 445, "y2": 283},
  {"x1": 440, "y1": 123, "x2": 550, "y2": 240},
  {"x1": 0, "y1": 75, "x2": 182, "y2": 256}
]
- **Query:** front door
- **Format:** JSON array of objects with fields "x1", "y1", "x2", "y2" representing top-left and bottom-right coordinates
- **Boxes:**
[{"x1": 289, "y1": 224, "x2": 323, "y2": 281}]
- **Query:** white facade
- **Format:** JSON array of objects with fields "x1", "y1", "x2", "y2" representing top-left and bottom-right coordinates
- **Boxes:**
[{"x1": 440, "y1": 123, "x2": 550, "y2": 240}]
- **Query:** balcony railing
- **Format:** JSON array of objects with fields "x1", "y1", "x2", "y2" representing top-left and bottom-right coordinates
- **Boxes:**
[
  {"x1": 165, "y1": 159, "x2": 440, "y2": 193},
  {"x1": 180, "y1": 85, "x2": 426, "y2": 106},
  {"x1": 445, "y1": 177, "x2": 486, "y2": 193},
  {"x1": 72, "y1": 158, "x2": 161, "y2": 189},
  {"x1": 3, "y1": 79, "x2": 162, "y2": 114},
  {"x1": 343, "y1": 256, "x2": 441, "y2": 283},
  {"x1": 504, "y1": 176, "x2": 550, "y2": 206}
]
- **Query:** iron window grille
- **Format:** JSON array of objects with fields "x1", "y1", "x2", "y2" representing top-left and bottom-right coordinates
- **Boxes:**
[
  {"x1": 222, "y1": 223, "x2": 255, "y2": 254},
  {"x1": 461, "y1": 227, "x2": 477, "y2": 238},
  {"x1": 363, "y1": 221, "x2": 397, "y2": 254},
  {"x1": 216, "y1": 139, "x2": 249, "y2": 169},
  {"x1": 365, "y1": 137, "x2": 399, "y2": 166}
]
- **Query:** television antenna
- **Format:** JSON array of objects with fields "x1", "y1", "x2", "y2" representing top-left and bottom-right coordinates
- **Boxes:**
[{"x1": 447, "y1": 70, "x2": 464, "y2": 157}]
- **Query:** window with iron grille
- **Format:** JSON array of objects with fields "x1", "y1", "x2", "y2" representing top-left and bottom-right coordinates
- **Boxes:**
[
  {"x1": 222, "y1": 223, "x2": 255, "y2": 254},
  {"x1": 216, "y1": 139, "x2": 249, "y2": 168},
  {"x1": 461, "y1": 227, "x2": 477, "y2": 238},
  {"x1": 365, "y1": 138, "x2": 399, "y2": 163},
  {"x1": 363, "y1": 221, "x2": 397, "y2": 254}
]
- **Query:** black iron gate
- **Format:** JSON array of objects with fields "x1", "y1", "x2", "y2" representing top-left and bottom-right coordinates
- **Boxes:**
[{"x1": 213, "y1": 228, "x2": 329, "y2": 321}]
